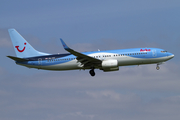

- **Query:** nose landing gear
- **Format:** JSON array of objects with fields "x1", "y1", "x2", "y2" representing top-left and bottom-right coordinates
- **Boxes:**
[
  {"x1": 156, "y1": 64, "x2": 160, "y2": 70},
  {"x1": 89, "y1": 68, "x2": 95, "y2": 76}
]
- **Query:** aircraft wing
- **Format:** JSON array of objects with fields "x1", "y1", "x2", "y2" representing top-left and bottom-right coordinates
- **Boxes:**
[{"x1": 60, "y1": 39, "x2": 102, "y2": 67}]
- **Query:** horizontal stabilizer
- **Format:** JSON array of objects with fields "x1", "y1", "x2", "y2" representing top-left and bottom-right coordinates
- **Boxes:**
[{"x1": 7, "y1": 56, "x2": 28, "y2": 62}]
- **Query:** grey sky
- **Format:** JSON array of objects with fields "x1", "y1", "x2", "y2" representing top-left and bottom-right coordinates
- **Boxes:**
[{"x1": 0, "y1": 0, "x2": 180, "y2": 120}]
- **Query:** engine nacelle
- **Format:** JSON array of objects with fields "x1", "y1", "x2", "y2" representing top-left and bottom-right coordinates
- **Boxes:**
[
  {"x1": 102, "y1": 59, "x2": 119, "y2": 72},
  {"x1": 102, "y1": 59, "x2": 118, "y2": 68}
]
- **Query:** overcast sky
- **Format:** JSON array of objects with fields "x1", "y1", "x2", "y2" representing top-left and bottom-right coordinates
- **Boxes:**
[{"x1": 0, "y1": 0, "x2": 180, "y2": 120}]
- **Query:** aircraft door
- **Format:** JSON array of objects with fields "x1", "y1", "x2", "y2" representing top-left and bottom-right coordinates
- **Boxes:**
[
  {"x1": 152, "y1": 50, "x2": 157, "y2": 57},
  {"x1": 101, "y1": 54, "x2": 105, "y2": 60},
  {"x1": 38, "y1": 58, "x2": 42, "y2": 65}
]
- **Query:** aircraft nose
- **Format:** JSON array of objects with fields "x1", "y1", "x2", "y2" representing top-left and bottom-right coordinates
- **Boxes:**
[{"x1": 167, "y1": 52, "x2": 174, "y2": 59}]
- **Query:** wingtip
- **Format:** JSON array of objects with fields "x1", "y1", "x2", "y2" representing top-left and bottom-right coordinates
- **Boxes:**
[
  {"x1": 60, "y1": 38, "x2": 70, "y2": 50},
  {"x1": 60, "y1": 38, "x2": 65, "y2": 44}
]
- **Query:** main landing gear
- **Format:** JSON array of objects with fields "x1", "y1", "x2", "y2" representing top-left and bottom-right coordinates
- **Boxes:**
[
  {"x1": 89, "y1": 68, "x2": 95, "y2": 77},
  {"x1": 156, "y1": 64, "x2": 160, "y2": 70}
]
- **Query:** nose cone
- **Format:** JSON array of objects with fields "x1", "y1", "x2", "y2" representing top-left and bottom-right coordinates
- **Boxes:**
[{"x1": 167, "y1": 52, "x2": 174, "y2": 59}]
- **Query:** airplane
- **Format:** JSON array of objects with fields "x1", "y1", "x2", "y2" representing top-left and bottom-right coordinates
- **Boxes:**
[{"x1": 7, "y1": 29, "x2": 174, "y2": 76}]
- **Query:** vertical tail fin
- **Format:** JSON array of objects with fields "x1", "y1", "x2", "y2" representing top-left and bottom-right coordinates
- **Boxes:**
[{"x1": 8, "y1": 29, "x2": 49, "y2": 58}]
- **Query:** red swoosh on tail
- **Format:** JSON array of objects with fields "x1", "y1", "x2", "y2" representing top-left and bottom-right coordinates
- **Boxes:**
[{"x1": 15, "y1": 43, "x2": 26, "y2": 52}]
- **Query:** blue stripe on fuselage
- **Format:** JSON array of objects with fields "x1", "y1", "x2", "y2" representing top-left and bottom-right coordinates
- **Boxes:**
[{"x1": 18, "y1": 48, "x2": 168, "y2": 66}]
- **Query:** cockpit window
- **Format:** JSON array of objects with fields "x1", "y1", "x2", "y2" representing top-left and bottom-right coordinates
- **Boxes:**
[{"x1": 161, "y1": 51, "x2": 167, "y2": 53}]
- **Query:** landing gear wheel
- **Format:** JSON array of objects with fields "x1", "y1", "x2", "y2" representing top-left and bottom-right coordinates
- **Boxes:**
[
  {"x1": 89, "y1": 69, "x2": 95, "y2": 76},
  {"x1": 156, "y1": 65, "x2": 160, "y2": 70}
]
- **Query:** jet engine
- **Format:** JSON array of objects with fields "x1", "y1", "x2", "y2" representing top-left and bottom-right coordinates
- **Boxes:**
[{"x1": 101, "y1": 59, "x2": 119, "y2": 72}]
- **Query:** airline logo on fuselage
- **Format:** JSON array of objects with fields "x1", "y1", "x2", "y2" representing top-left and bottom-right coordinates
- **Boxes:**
[
  {"x1": 140, "y1": 49, "x2": 151, "y2": 52},
  {"x1": 15, "y1": 43, "x2": 26, "y2": 52}
]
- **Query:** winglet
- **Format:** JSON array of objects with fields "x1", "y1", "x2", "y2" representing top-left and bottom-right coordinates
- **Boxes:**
[{"x1": 60, "y1": 38, "x2": 70, "y2": 50}]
